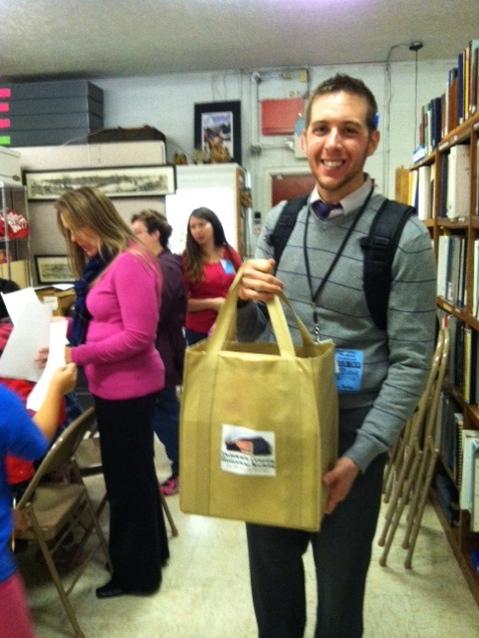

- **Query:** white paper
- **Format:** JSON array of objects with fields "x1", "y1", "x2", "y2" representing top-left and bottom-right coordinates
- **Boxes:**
[
  {"x1": 52, "y1": 283, "x2": 74, "y2": 291},
  {"x1": 27, "y1": 319, "x2": 68, "y2": 411},
  {"x1": 0, "y1": 302, "x2": 52, "y2": 382},
  {"x1": 1, "y1": 287, "x2": 40, "y2": 326},
  {"x1": 35, "y1": 283, "x2": 74, "y2": 291}
]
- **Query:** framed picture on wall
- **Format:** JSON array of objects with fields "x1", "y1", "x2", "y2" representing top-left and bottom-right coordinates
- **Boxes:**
[
  {"x1": 24, "y1": 165, "x2": 177, "y2": 201},
  {"x1": 194, "y1": 100, "x2": 242, "y2": 165},
  {"x1": 34, "y1": 255, "x2": 75, "y2": 284}
]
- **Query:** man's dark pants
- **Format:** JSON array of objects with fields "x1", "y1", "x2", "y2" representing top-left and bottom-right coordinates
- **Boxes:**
[{"x1": 246, "y1": 407, "x2": 387, "y2": 638}]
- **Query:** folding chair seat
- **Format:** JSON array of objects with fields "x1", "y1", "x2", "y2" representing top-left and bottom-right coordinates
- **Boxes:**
[{"x1": 15, "y1": 407, "x2": 111, "y2": 638}]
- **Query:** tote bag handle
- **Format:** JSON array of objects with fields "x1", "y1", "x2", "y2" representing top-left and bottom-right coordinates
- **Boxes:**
[{"x1": 207, "y1": 263, "x2": 315, "y2": 359}]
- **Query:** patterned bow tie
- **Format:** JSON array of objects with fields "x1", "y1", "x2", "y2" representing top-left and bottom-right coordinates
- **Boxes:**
[{"x1": 312, "y1": 200, "x2": 341, "y2": 220}]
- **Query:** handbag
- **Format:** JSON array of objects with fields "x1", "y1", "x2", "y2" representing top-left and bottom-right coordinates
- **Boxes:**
[{"x1": 179, "y1": 265, "x2": 338, "y2": 531}]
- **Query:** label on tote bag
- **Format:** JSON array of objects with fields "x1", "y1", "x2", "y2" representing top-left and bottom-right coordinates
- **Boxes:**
[{"x1": 221, "y1": 425, "x2": 276, "y2": 477}]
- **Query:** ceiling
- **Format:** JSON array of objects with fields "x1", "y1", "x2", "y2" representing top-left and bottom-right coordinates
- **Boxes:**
[{"x1": 0, "y1": 0, "x2": 477, "y2": 81}]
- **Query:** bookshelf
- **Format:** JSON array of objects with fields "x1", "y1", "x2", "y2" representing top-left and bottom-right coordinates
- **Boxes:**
[{"x1": 405, "y1": 41, "x2": 479, "y2": 604}]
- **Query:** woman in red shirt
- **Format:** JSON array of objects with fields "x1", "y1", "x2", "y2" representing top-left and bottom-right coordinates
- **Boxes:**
[{"x1": 183, "y1": 207, "x2": 242, "y2": 345}]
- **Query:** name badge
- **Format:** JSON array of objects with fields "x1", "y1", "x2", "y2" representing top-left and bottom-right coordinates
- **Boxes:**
[
  {"x1": 335, "y1": 349, "x2": 363, "y2": 392},
  {"x1": 220, "y1": 259, "x2": 235, "y2": 274}
]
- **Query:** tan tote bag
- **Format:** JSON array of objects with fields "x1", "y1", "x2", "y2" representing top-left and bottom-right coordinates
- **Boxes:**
[{"x1": 179, "y1": 266, "x2": 338, "y2": 532}]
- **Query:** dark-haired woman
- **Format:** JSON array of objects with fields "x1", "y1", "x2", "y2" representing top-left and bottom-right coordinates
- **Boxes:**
[{"x1": 182, "y1": 207, "x2": 242, "y2": 345}]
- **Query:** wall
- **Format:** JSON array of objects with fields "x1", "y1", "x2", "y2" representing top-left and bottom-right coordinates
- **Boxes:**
[
  {"x1": 91, "y1": 59, "x2": 454, "y2": 218},
  {"x1": 12, "y1": 59, "x2": 455, "y2": 267},
  {"x1": 18, "y1": 142, "x2": 167, "y2": 263}
]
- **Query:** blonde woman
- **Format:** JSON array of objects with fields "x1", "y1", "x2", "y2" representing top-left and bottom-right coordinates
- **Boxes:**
[{"x1": 55, "y1": 187, "x2": 169, "y2": 598}]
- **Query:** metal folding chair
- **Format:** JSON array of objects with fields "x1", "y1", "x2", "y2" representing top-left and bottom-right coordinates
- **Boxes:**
[
  {"x1": 76, "y1": 409, "x2": 179, "y2": 537},
  {"x1": 15, "y1": 407, "x2": 111, "y2": 638}
]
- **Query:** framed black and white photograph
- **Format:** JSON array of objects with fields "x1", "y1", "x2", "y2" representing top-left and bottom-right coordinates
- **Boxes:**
[
  {"x1": 34, "y1": 255, "x2": 75, "y2": 284},
  {"x1": 24, "y1": 165, "x2": 177, "y2": 201},
  {"x1": 194, "y1": 100, "x2": 242, "y2": 165}
]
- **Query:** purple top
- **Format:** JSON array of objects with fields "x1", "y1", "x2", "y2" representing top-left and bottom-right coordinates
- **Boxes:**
[{"x1": 71, "y1": 249, "x2": 164, "y2": 400}]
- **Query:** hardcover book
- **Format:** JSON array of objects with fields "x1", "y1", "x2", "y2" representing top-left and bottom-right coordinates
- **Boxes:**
[{"x1": 446, "y1": 144, "x2": 471, "y2": 220}]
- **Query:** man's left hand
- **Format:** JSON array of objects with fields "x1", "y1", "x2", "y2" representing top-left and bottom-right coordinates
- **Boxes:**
[{"x1": 322, "y1": 456, "x2": 360, "y2": 515}]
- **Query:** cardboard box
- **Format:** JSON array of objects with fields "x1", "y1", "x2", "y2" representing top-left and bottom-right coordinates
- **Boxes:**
[
  {"x1": 88, "y1": 126, "x2": 166, "y2": 144},
  {"x1": 7, "y1": 128, "x2": 96, "y2": 147},
  {"x1": 3, "y1": 80, "x2": 104, "y2": 147},
  {"x1": 6, "y1": 96, "x2": 104, "y2": 117},
  {"x1": 0, "y1": 259, "x2": 30, "y2": 288},
  {"x1": 5, "y1": 80, "x2": 103, "y2": 103},
  {"x1": 35, "y1": 287, "x2": 75, "y2": 317},
  {"x1": 7, "y1": 112, "x2": 103, "y2": 131}
]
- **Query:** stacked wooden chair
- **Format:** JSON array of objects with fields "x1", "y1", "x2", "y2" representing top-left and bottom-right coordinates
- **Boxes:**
[{"x1": 378, "y1": 327, "x2": 450, "y2": 568}]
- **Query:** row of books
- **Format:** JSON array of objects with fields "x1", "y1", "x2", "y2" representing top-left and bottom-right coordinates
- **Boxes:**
[
  {"x1": 410, "y1": 164, "x2": 435, "y2": 221},
  {"x1": 460, "y1": 428, "x2": 479, "y2": 532},
  {"x1": 441, "y1": 144, "x2": 471, "y2": 220},
  {"x1": 444, "y1": 315, "x2": 479, "y2": 405},
  {"x1": 417, "y1": 39, "x2": 479, "y2": 156},
  {"x1": 435, "y1": 391, "x2": 479, "y2": 533},
  {"x1": 437, "y1": 235, "x2": 479, "y2": 319},
  {"x1": 436, "y1": 391, "x2": 463, "y2": 482},
  {"x1": 411, "y1": 140, "x2": 477, "y2": 220},
  {"x1": 436, "y1": 235, "x2": 467, "y2": 307}
]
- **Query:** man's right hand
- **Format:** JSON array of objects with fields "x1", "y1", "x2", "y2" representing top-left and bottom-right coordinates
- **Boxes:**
[{"x1": 238, "y1": 259, "x2": 284, "y2": 303}]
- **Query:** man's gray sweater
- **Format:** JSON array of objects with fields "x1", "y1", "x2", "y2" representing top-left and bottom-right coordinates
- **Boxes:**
[{"x1": 237, "y1": 191, "x2": 437, "y2": 472}]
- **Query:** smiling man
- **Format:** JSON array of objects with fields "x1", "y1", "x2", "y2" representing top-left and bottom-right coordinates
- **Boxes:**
[{"x1": 236, "y1": 74, "x2": 437, "y2": 638}]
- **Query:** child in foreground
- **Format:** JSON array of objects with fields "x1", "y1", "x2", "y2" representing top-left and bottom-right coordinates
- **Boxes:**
[{"x1": 0, "y1": 362, "x2": 77, "y2": 638}]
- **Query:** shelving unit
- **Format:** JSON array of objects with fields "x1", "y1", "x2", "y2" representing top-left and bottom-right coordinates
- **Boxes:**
[
  {"x1": 408, "y1": 109, "x2": 479, "y2": 606},
  {"x1": 0, "y1": 183, "x2": 32, "y2": 288}
]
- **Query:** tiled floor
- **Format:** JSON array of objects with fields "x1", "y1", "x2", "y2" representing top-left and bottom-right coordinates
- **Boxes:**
[{"x1": 18, "y1": 468, "x2": 478, "y2": 638}]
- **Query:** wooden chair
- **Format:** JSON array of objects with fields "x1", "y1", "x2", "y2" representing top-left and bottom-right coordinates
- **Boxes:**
[
  {"x1": 76, "y1": 410, "x2": 179, "y2": 537},
  {"x1": 15, "y1": 407, "x2": 111, "y2": 638},
  {"x1": 378, "y1": 327, "x2": 449, "y2": 568}
]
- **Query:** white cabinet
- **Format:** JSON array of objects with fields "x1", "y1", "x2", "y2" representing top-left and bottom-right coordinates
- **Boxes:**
[{"x1": 165, "y1": 164, "x2": 252, "y2": 258}]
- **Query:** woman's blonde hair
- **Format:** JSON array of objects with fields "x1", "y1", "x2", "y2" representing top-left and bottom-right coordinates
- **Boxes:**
[{"x1": 55, "y1": 186, "x2": 140, "y2": 278}]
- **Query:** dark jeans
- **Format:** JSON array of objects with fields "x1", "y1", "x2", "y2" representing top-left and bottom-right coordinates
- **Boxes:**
[
  {"x1": 246, "y1": 407, "x2": 386, "y2": 638},
  {"x1": 152, "y1": 386, "x2": 180, "y2": 476},
  {"x1": 94, "y1": 392, "x2": 170, "y2": 592}
]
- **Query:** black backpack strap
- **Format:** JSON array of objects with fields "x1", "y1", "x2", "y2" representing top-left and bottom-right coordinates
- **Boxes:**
[
  {"x1": 266, "y1": 194, "x2": 309, "y2": 273},
  {"x1": 360, "y1": 200, "x2": 416, "y2": 330}
]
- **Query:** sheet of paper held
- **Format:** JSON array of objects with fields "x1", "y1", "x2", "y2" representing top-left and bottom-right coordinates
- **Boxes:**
[
  {"x1": 1, "y1": 287, "x2": 40, "y2": 326},
  {"x1": 27, "y1": 319, "x2": 68, "y2": 411},
  {"x1": 0, "y1": 301, "x2": 52, "y2": 382}
]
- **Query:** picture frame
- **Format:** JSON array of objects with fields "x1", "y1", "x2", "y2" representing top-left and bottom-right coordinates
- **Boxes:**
[
  {"x1": 194, "y1": 100, "x2": 242, "y2": 165},
  {"x1": 24, "y1": 165, "x2": 177, "y2": 201},
  {"x1": 34, "y1": 255, "x2": 75, "y2": 284}
]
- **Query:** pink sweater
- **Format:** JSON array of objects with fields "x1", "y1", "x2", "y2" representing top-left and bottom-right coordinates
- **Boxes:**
[{"x1": 71, "y1": 250, "x2": 164, "y2": 400}]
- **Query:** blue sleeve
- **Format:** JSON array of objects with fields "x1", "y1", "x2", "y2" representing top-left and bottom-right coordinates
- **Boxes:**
[{"x1": 0, "y1": 386, "x2": 49, "y2": 461}]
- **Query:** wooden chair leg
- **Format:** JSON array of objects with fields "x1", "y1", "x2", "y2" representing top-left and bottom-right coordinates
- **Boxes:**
[
  {"x1": 377, "y1": 439, "x2": 418, "y2": 547},
  {"x1": 379, "y1": 446, "x2": 422, "y2": 567},
  {"x1": 403, "y1": 443, "x2": 438, "y2": 569}
]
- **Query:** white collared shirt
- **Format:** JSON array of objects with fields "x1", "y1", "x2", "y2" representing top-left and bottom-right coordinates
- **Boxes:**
[{"x1": 309, "y1": 174, "x2": 373, "y2": 220}]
